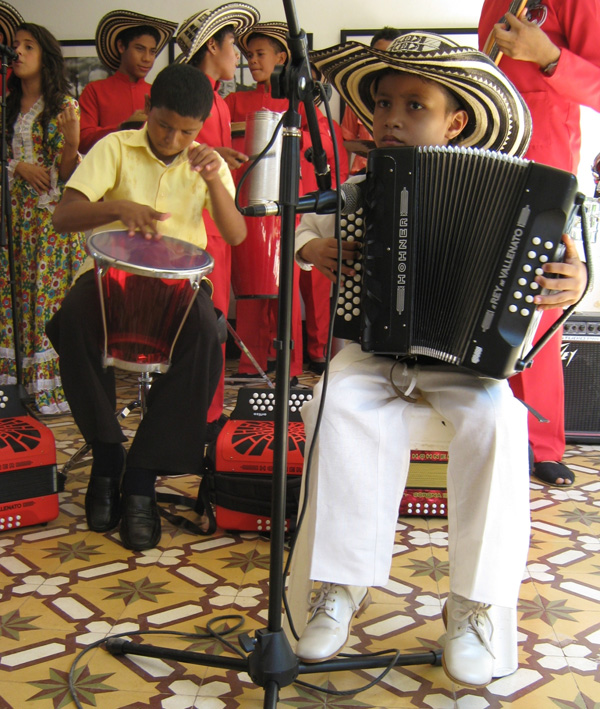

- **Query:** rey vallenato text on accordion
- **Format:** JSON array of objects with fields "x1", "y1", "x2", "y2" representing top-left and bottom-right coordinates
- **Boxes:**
[{"x1": 334, "y1": 146, "x2": 579, "y2": 379}]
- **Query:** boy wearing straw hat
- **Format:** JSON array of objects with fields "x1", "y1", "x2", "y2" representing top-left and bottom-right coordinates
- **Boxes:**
[
  {"x1": 224, "y1": 21, "x2": 305, "y2": 382},
  {"x1": 175, "y1": 3, "x2": 259, "y2": 437},
  {"x1": 288, "y1": 32, "x2": 586, "y2": 687},
  {"x1": 78, "y1": 10, "x2": 177, "y2": 153},
  {"x1": 0, "y1": 0, "x2": 23, "y2": 48}
]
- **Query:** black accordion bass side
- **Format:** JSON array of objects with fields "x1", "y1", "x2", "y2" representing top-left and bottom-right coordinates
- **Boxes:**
[{"x1": 333, "y1": 146, "x2": 579, "y2": 379}]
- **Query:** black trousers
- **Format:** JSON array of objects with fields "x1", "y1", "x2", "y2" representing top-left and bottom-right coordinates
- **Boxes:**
[{"x1": 46, "y1": 270, "x2": 222, "y2": 476}]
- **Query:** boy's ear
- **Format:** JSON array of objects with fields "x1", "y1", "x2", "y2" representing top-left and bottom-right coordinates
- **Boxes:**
[
  {"x1": 447, "y1": 109, "x2": 469, "y2": 141},
  {"x1": 144, "y1": 94, "x2": 151, "y2": 114},
  {"x1": 276, "y1": 50, "x2": 287, "y2": 66},
  {"x1": 207, "y1": 36, "x2": 217, "y2": 55},
  {"x1": 116, "y1": 38, "x2": 126, "y2": 57}
]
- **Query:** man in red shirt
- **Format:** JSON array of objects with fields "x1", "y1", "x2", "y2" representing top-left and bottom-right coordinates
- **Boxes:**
[
  {"x1": 479, "y1": 0, "x2": 600, "y2": 486},
  {"x1": 341, "y1": 27, "x2": 401, "y2": 175},
  {"x1": 225, "y1": 21, "x2": 306, "y2": 381},
  {"x1": 78, "y1": 11, "x2": 177, "y2": 153},
  {"x1": 175, "y1": 3, "x2": 259, "y2": 436},
  {"x1": 300, "y1": 62, "x2": 349, "y2": 374}
]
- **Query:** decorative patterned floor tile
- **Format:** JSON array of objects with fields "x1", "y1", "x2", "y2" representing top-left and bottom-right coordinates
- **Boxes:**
[{"x1": 0, "y1": 365, "x2": 599, "y2": 707}]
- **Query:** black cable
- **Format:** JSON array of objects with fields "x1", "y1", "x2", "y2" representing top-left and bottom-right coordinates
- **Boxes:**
[{"x1": 67, "y1": 614, "x2": 245, "y2": 709}]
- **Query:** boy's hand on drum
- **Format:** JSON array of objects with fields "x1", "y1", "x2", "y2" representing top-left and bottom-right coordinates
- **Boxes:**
[
  {"x1": 188, "y1": 144, "x2": 221, "y2": 181},
  {"x1": 118, "y1": 201, "x2": 171, "y2": 239},
  {"x1": 299, "y1": 237, "x2": 362, "y2": 283},
  {"x1": 215, "y1": 146, "x2": 249, "y2": 170},
  {"x1": 533, "y1": 234, "x2": 588, "y2": 310}
]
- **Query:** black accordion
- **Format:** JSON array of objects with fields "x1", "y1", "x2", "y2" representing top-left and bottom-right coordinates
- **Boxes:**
[{"x1": 334, "y1": 146, "x2": 578, "y2": 379}]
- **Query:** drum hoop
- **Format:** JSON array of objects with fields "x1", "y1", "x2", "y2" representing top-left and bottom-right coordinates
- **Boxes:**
[
  {"x1": 87, "y1": 232, "x2": 214, "y2": 280},
  {"x1": 89, "y1": 250, "x2": 211, "y2": 280}
]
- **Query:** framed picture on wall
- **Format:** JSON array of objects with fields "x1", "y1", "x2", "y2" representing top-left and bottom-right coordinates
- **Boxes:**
[
  {"x1": 60, "y1": 38, "x2": 177, "y2": 99},
  {"x1": 338, "y1": 28, "x2": 478, "y2": 121}
]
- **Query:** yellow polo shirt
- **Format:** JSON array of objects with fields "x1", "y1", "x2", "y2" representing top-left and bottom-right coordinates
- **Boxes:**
[{"x1": 68, "y1": 125, "x2": 235, "y2": 274}]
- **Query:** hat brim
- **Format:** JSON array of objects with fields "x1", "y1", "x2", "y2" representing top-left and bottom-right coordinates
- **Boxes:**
[
  {"x1": 311, "y1": 36, "x2": 532, "y2": 156},
  {"x1": 176, "y1": 3, "x2": 259, "y2": 64},
  {"x1": 0, "y1": 0, "x2": 23, "y2": 48},
  {"x1": 96, "y1": 11, "x2": 178, "y2": 72},
  {"x1": 236, "y1": 21, "x2": 290, "y2": 60}
]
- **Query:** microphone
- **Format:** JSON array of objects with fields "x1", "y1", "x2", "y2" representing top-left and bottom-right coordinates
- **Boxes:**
[
  {"x1": 240, "y1": 181, "x2": 363, "y2": 217},
  {"x1": 0, "y1": 44, "x2": 18, "y2": 62}
]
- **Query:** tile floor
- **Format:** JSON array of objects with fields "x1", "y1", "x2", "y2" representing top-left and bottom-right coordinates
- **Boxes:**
[{"x1": 0, "y1": 363, "x2": 599, "y2": 708}]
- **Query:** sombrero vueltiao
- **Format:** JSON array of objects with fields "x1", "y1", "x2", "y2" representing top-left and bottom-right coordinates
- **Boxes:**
[
  {"x1": 176, "y1": 3, "x2": 259, "y2": 64},
  {"x1": 311, "y1": 32, "x2": 532, "y2": 156},
  {"x1": 236, "y1": 21, "x2": 290, "y2": 61},
  {"x1": 96, "y1": 10, "x2": 178, "y2": 72},
  {"x1": 0, "y1": 0, "x2": 23, "y2": 48}
]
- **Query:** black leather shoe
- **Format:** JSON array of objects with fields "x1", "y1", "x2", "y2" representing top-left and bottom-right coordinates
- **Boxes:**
[
  {"x1": 85, "y1": 476, "x2": 121, "y2": 532},
  {"x1": 119, "y1": 495, "x2": 161, "y2": 551}
]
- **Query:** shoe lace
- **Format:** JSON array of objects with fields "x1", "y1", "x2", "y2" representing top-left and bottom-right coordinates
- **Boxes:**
[
  {"x1": 450, "y1": 601, "x2": 496, "y2": 658},
  {"x1": 306, "y1": 583, "x2": 338, "y2": 621}
]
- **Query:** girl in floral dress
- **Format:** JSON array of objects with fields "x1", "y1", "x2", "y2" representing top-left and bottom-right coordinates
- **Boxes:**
[{"x1": 0, "y1": 23, "x2": 85, "y2": 413}]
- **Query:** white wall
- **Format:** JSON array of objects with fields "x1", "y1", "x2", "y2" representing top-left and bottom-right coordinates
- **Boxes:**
[
  {"x1": 14, "y1": 0, "x2": 600, "y2": 194},
  {"x1": 14, "y1": 1, "x2": 484, "y2": 46}
]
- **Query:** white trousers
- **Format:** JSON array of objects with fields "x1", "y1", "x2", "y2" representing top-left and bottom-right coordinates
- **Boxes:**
[{"x1": 298, "y1": 343, "x2": 531, "y2": 608}]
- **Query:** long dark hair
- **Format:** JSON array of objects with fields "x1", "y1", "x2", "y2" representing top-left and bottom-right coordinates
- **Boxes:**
[{"x1": 6, "y1": 23, "x2": 72, "y2": 142}]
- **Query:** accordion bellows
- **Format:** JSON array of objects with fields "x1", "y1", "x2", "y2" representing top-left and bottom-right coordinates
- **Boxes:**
[{"x1": 334, "y1": 146, "x2": 579, "y2": 379}]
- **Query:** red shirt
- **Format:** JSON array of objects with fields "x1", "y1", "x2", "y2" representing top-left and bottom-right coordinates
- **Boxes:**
[
  {"x1": 302, "y1": 111, "x2": 349, "y2": 192},
  {"x1": 341, "y1": 107, "x2": 373, "y2": 174},
  {"x1": 196, "y1": 76, "x2": 232, "y2": 149},
  {"x1": 195, "y1": 76, "x2": 234, "y2": 240},
  {"x1": 479, "y1": 0, "x2": 600, "y2": 172},
  {"x1": 79, "y1": 71, "x2": 151, "y2": 153},
  {"x1": 225, "y1": 83, "x2": 289, "y2": 156}
]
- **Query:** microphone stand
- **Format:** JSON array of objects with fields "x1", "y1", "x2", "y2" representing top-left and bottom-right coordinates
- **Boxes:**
[
  {"x1": 0, "y1": 46, "x2": 27, "y2": 407},
  {"x1": 103, "y1": 1, "x2": 438, "y2": 705}
]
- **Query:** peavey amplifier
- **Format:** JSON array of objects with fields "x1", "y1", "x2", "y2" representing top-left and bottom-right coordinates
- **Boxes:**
[
  {"x1": 0, "y1": 387, "x2": 59, "y2": 530},
  {"x1": 562, "y1": 314, "x2": 600, "y2": 443},
  {"x1": 207, "y1": 387, "x2": 312, "y2": 532}
]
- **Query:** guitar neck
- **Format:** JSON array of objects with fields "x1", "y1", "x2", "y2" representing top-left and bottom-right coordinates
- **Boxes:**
[{"x1": 483, "y1": 0, "x2": 536, "y2": 64}]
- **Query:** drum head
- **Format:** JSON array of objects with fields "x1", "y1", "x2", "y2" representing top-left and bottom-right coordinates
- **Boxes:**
[{"x1": 87, "y1": 229, "x2": 213, "y2": 279}]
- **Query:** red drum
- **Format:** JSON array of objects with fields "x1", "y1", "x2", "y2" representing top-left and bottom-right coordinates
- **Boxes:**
[
  {"x1": 88, "y1": 230, "x2": 214, "y2": 373},
  {"x1": 232, "y1": 110, "x2": 283, "y2": 299}
]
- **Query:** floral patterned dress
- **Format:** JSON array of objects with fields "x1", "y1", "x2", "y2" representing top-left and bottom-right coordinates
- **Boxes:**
[{"x1": 0, "y1": 95, "x2": 86, "y2": 414}]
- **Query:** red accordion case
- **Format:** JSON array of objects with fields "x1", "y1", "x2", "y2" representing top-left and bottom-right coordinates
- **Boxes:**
[
  {"x1": 211, "y1": 388, "x2": 310, "y2": 532},
  {"x1": 401, "y1": 450, "x2": 448, "y2": 518},
  {"x1": 0, "y1": 390, "x2": 59, "y2": 530}
]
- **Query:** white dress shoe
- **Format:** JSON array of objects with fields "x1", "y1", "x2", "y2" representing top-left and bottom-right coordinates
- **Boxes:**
[
  {"x1": 442, "y1": 592, "x2": 495, "y2": 688},
  {"x1": 296, "y1": 583, "x2": 370, "y2": 663}
]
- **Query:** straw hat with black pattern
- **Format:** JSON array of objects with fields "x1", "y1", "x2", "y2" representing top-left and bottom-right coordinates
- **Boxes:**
[
  {"x1": 0, "y1": 0, "x2": 23, "y2": 49},
  {"x1": 311, "y1": 32, "x2": 532, "y2": 156},
  {"x1": 95, "y1": 10, "x2": 178, "y2": 72},
  {"x1": 236, "y1": 21, "x2": 290, "y2": 61},
  {"x1": 175, "y1": 3, "x2": 259, "y2": 64}
]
